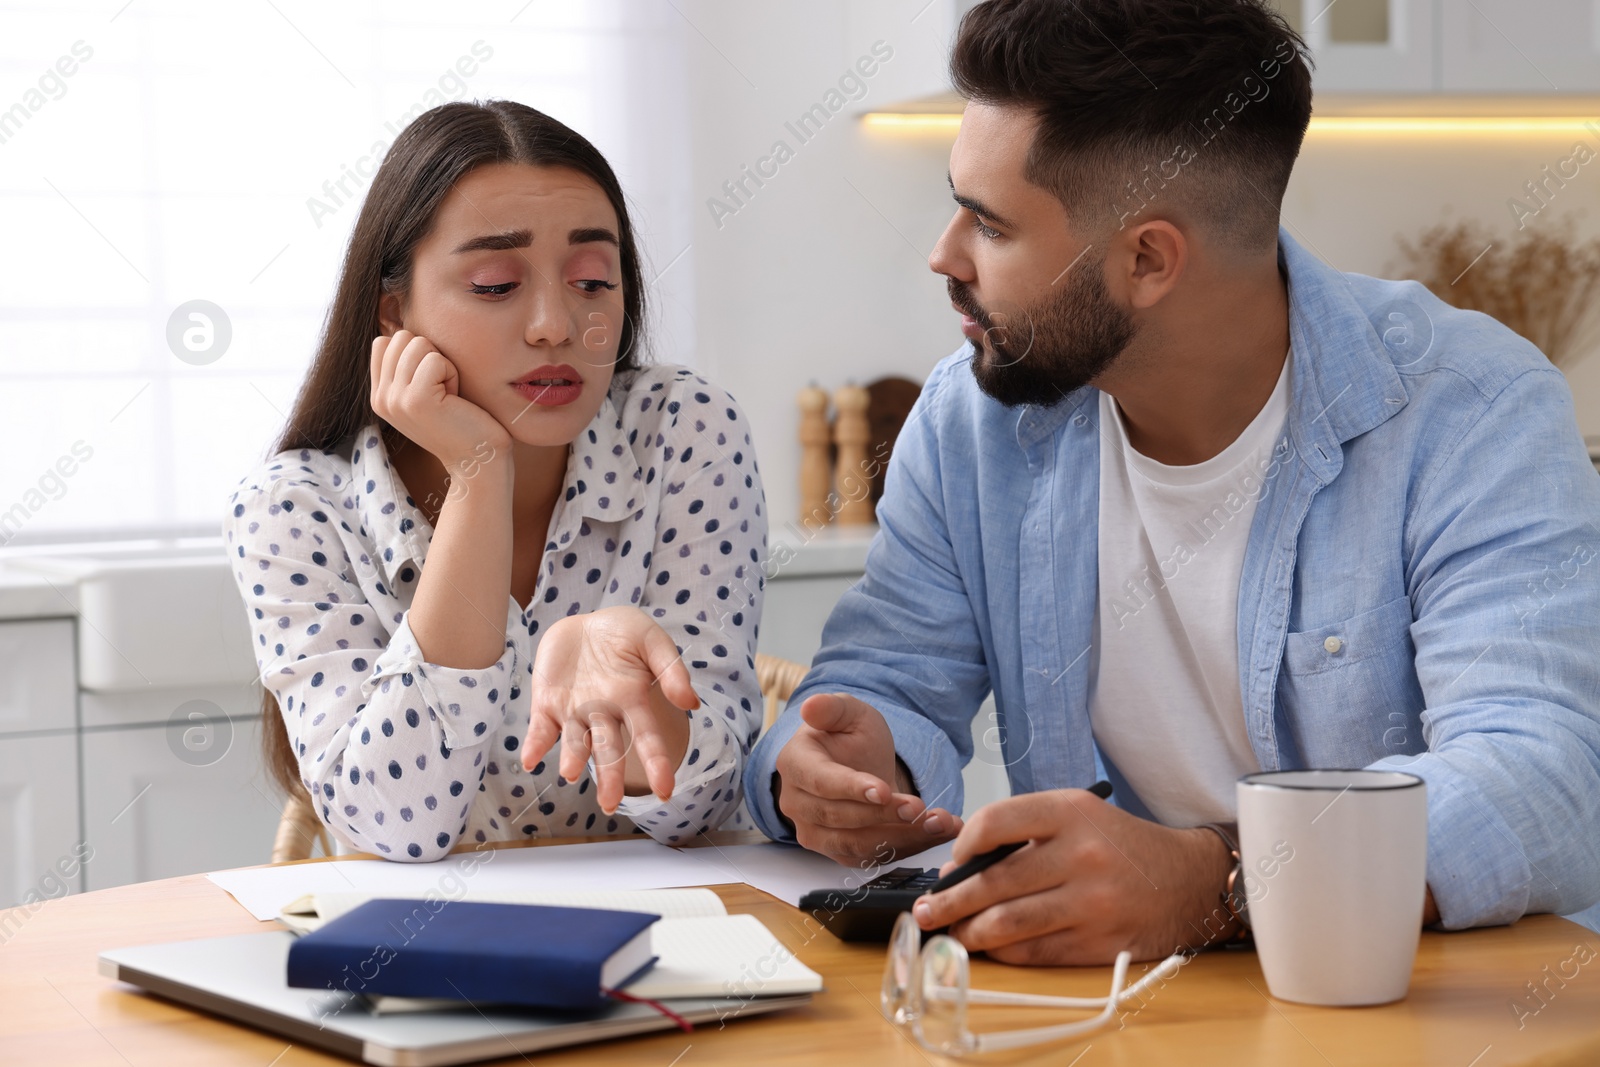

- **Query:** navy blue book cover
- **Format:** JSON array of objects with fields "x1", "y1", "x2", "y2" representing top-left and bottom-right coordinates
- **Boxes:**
[{"x1": 285, "y1": 899, "x2": 660, "y2": 1011}]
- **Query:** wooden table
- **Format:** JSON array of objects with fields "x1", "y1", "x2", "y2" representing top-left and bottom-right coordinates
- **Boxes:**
[{"x1": 3, "y1": 834, "x2": 1598, "y2": 1066}]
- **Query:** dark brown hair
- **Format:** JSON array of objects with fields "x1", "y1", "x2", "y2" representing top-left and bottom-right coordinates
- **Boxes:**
[
  {"x1": 260, "y1": 100, "x2": 650, "y2": 798},
  {"x1": 951, "y1": 0, "x2": 1312, "y2": 250}
]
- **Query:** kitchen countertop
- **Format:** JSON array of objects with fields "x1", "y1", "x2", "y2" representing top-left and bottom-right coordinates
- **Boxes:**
[
  {"x1": 764, "y1": 522, "x2": 877, "y2": 577},
  {"x1": 0, "y1": 525, "x2": 879, "y2": 625},
  {"x1": 0, "y1": 567, "x2": 74, "y2": 621}
]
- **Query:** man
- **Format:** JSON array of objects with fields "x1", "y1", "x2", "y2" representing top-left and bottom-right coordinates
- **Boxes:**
[{"x1": 743, "y1": 0, "x2": 1600, "y2": 964}]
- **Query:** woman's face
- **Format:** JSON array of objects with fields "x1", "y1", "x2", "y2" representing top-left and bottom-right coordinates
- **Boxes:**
[{"x1": 378, "y1": 162, "x2": 627, "y2": 448}]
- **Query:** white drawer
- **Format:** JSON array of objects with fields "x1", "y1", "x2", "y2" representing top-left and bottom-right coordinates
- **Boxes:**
[
  {"x1": 0, "y1": 619, "x2": 76, "y2": 734},
  {"x1": 80, "y1": 681, "x2": 262, "y2": 730},
  {"x1": 80, "y1": 716, "x2": 281, "y2": 891},
  {"x1": 0, "y1": 732, "x2": 83, "y2": 907}
]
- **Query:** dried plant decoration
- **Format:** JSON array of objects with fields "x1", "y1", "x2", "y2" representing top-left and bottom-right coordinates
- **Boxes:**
[{"x1": 1391, "y1": 218, "x2": 1600, "y2": 370}]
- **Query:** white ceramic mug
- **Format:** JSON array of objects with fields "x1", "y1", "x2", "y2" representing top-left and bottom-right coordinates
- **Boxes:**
[{"x1": 1236, "y1": 769, "x2": 1428, "y2": 1006}]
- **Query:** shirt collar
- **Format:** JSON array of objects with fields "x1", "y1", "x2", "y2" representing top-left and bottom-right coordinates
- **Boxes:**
[
  {"x1": 347, "y1": 387, "x2": 647, "y2": 584},
  {"x1": 1014, "y1": 384, "x2": 1097, "y2": 451},
  {"x1": 565, "y1": 388, "x2": 646, "y2": 524},
  {"x1": 1276, "y1": 226, "x2": 1408, "y2": 483},
  {"x1": 1016, "y1": 229, "x2": 1408, "y2": 466}
]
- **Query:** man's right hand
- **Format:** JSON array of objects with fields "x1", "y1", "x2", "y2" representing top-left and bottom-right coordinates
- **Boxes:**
[{"x1": 773, "y1": 692, "x2": 962, "y2": 865}]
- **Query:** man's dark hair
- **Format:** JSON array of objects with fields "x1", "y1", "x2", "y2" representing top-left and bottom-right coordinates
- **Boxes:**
[{"x1": 951, "y1": 0, "x2": 1312, "y2": 251}]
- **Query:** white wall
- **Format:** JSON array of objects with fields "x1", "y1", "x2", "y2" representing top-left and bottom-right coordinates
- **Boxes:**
[
  {"x1": 674, "y1": 2, "x2": 1600, "y2": 529},
  {"x1": 1284, "y1": 132, "x2": 1600, "y2": 437},
  {"x1": 680, "y1": 0, "x2": 967, "y2": 528}
]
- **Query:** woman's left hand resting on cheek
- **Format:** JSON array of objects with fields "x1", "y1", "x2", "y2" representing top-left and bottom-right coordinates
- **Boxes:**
[{"x1": 521, "y1": 605, "x2": 698, "y2": 815}]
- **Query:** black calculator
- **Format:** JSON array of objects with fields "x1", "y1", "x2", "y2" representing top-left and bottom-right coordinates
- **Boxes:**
[
  {"x1": 794, "y1": 784, "x2": 1112, "y2": 943},
  {"x1": 797, "y1": 866, "x2": 944, "y2": 942}
]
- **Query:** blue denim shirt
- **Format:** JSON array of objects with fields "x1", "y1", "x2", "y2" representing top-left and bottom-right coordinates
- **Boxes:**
[{"x1": 745, "y1": 228, "x2": 1600, "y2": 931}]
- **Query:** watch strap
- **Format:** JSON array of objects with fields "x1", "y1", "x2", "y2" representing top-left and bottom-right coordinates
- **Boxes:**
[
  {"x1": 1198, "y1": 821, "x2": 1253, "y2": 947},
  {"x1": 1199, "y1": 821, "x2": 1239, "y2": 856}
]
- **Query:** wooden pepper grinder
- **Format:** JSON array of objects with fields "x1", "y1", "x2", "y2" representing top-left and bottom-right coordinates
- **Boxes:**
[
  {"x1": 833, "y1": 382, "x2": 875, "y2": 525},
  {"x1": 798, "y1": 384, "x2": 832, "y2": 530}
]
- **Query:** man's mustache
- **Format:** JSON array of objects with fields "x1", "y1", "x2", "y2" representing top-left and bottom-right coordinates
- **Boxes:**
[{"x1": 947, "y1": 278, "x2": 990, "y2": 329}]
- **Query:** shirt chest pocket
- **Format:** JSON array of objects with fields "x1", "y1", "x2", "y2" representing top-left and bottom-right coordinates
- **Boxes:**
[{"x1": 1276, "y1": 595, "x2": 1424, "y2": 763}]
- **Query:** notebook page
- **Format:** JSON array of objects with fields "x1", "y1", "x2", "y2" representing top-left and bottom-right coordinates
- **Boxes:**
[{"x1": 627, "y1": 914, "x2": 823, "y2": 999}]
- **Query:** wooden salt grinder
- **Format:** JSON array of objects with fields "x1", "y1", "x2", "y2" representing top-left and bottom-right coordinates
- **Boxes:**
[
  {"x1": 798, "y1": 385, "x2": 832, "y2": 529},
  {"x1": 833, "y1": 383, "x2": 875, "y2": 525}
]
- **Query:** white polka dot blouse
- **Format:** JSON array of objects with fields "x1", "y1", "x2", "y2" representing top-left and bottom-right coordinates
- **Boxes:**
[{"x1": 223, "y1": 363, "x2": 768, "y2": 860}]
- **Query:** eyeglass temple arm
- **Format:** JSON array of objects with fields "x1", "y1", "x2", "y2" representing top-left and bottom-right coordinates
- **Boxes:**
[
  {"x1": 958, "y1": 951, "x2": 1185, "y2": 1011},
  {"x1": 969, "y1": 951, "x2": 1139, "y2": 1054}
]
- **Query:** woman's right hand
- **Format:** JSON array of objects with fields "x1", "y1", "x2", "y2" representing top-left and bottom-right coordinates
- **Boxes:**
[{"x1": 370, "y1": 330, "x2": 511, "y2": 472}]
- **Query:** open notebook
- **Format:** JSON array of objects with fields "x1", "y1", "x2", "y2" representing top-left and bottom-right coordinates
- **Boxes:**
[{"x1": 278, "y1": 887, "x2": 822, "y2": 1011}]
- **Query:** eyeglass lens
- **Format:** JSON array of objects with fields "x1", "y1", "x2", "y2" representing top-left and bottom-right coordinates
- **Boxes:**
[
  {"x1": 880, "y1": 910, "x2": 923, "y2": 1025},
  {"x1": 918, "y1": 934, "x2": 977, "y2": 1056}
]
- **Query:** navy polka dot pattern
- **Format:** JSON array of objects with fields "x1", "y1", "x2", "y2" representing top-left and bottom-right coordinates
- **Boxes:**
[{"x1": 223, "y1": 364, "x2": 767, "y2": 862}]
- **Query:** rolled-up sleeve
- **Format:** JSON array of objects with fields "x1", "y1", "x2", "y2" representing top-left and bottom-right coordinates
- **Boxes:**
[{"x1": 744, "y1": 359, "x2": 991, "y2": 842}]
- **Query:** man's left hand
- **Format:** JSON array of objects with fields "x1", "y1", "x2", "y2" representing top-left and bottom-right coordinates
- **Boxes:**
[{"x1": 911, "y1": 788, "x2": 1236, "y2": 964}]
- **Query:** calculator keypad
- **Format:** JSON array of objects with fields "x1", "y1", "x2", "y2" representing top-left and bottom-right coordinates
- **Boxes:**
[
  {"x1": 797, "y1": 867, "x2": 947, "y2": 942},
  {"x1": 862, "y1": 867, "x2": 941, "y2": 892}
]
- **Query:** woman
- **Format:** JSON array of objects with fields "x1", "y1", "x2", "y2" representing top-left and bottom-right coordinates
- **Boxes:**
[{"x1": 225, "y1": 101, "x2": 766, "y2": 860}]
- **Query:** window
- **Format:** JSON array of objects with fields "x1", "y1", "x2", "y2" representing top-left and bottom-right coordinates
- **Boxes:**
[{"x1": 0, "y1": 0, "x2": 692, "y2": 546}]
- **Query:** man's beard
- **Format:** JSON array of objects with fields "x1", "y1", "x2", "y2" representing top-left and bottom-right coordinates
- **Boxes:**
[{"x1": 950, "y1": 257, "x2": 1136, "y2": 408}]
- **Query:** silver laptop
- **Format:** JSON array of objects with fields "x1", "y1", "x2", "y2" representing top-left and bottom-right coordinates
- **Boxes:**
[{"x1": 100, "y1": 931, "x2": 811, "y2": 1067}]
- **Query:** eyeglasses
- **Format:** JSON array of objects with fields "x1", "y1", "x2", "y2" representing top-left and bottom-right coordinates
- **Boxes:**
[{"x1": 879, "y1": 912, "x2": 1187, "y2": 1056}]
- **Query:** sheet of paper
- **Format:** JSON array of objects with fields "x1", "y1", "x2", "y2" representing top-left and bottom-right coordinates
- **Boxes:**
[
  {"x1": 309, "y1": 887, "x2": 727, "y2": 927},
  {"x1": 696, "y1": 840, "x2": 955, "y2": 907},
  {"x1": 209, "y1": 839, "x2": 742, "y2": 921}
]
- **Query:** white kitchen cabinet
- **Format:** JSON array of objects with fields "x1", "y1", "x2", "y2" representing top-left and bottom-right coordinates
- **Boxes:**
[
  {"x1": 0, "y1": 733, "x2": 82, "y2": 910},
  {"x1": 0, "y1": 619, "x2": 75, "y2": 735},
  {"x1": 0, "y1": 617, "x2": 81, "y2": 910},
  {"x1": 79, "y1": 714, "x2": 283, "y2": 891},
  {"x1": 3, "y1": 547, "x2": 286, "y2": 892},
  {"x1": 1293, "y1": 0, "x2": 1439, "y2": 93},
  {"x1": 761, "y1": 527, "x2": 876, "y2": 666},
  {"x1": 761, "y1": 573, "x2": 863, "y2": 667},
  {"x1": 1270, "y1": 0, "x2": 1600, "y2": 94},
  {"x1": 1439, "y1": 0, "x2": 1600, "y2": 92},
  {"x1": 79, "y1": 680, "x2": 262, "y2": 730}
]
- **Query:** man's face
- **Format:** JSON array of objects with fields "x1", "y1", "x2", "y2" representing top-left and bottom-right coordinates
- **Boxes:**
[{"x1": 928, "y1": 102, "x2": 1136, "y2": 408}]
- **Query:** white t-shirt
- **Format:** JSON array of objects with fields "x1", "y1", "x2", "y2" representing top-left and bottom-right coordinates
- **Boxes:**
[{"x1": 1088, "y1": 352, "x2": 1291, "y2": 826}]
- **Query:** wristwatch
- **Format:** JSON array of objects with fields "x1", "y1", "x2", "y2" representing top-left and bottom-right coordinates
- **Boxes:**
[{"x1": 1199, "y1": 821, "x2": 1253, "y2": 947}]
